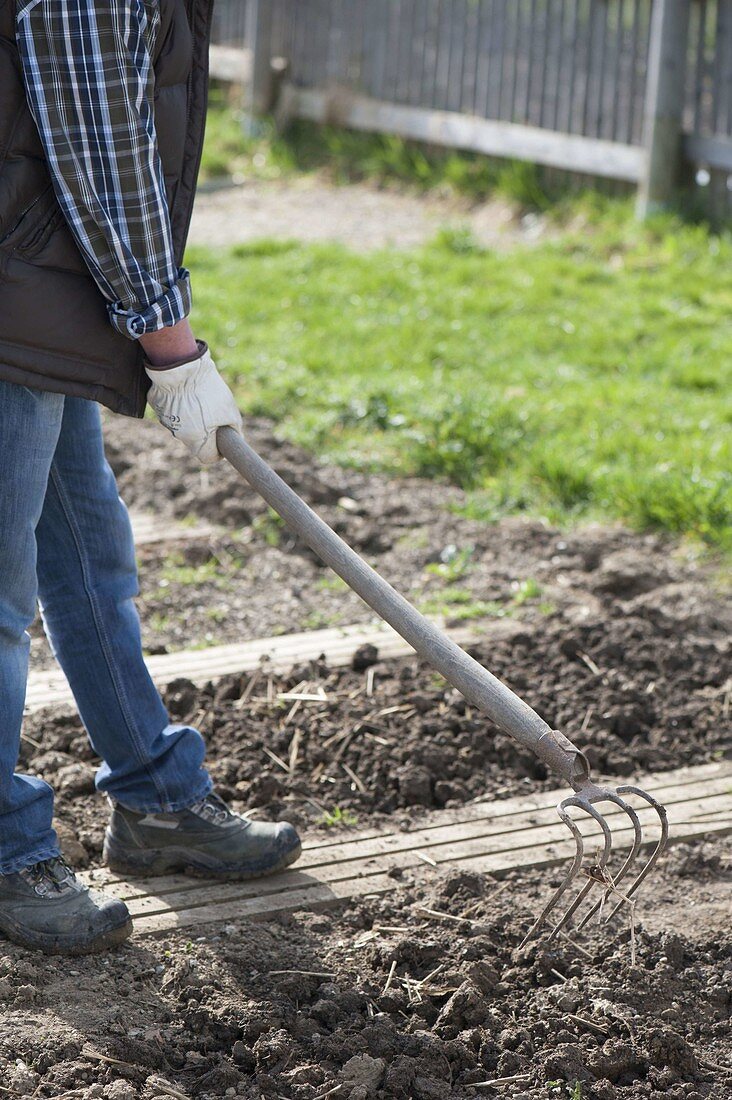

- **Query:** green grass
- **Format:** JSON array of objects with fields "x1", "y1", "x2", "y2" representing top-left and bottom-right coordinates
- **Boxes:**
[{"x1": 187, "y1": 207, "x2": 732, "y2": 550}]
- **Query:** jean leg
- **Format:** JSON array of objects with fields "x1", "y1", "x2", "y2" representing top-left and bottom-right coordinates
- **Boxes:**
[
  {"x1": 0, "y1": 381, "x2": 65, "y2": 874},
  {"x1": 36, "y1": 398, "x2": 212, "y2": 812}
]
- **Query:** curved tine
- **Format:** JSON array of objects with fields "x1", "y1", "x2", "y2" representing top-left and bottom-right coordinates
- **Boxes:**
[
  {"x1": 576, "y1": 790, "x2": 643, "y2": 931},
  {"x1": 518, "y1": 799, "x2": 585, "y2": 949},
  {"x1": 604, "y1": 785, "x2": 670, "y2": 919},
  {"x1": 547, "y1": 797, "x2": 614, "y2": 941}
]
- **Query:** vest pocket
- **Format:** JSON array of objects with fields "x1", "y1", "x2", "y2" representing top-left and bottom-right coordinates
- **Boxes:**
[{"x1": 0, "y1": 184, "x2": 58, "y2": 257}]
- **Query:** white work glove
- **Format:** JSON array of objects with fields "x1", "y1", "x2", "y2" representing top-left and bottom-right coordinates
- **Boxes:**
[{"x1": 145, "y1": 341, "x2": 243, "y2": 464}]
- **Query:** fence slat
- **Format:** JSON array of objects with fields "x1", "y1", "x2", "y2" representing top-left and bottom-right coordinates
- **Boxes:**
[{"x1": 637, "y1": 0, "x2": 692, "y2": 216}]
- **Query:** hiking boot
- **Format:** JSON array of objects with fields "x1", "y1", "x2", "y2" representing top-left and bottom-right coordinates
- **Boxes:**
[
  {"x1": 103, "y1": 792, "x2": 302, "y2": 878},
  {"x1": 0, "y1": 857, "x2": 132, "y2": 955}
]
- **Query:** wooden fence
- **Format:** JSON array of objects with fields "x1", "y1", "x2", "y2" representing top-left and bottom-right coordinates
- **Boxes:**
[{"x1": 209, "y1": 0, "x2": 732, "y2": 219}]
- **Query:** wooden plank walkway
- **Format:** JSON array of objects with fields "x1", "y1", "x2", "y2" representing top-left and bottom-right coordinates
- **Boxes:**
[
  {"x1": 82, "y1": 762, "x2": 732, "y2": 937},
  {"x1": 129, "y1": 510, "x2": 217, "y2": 546},
  {"x1": 24, "y1": 620, "x2": 484, "y2": 715}
]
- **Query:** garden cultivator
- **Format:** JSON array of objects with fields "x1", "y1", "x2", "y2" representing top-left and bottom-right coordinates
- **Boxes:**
[{"x1": 217, "y1": 427, "x2": 669, "y2": 942}]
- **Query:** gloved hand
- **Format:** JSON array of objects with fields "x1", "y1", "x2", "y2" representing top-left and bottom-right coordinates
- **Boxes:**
[{"x1": 145, "y1": 340, "x2": 243, "y2": 464}]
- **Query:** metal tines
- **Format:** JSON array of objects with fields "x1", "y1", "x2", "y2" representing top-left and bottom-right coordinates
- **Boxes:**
[{"x1": 520, "y1": 779, "x2": 669, "y2": 948}]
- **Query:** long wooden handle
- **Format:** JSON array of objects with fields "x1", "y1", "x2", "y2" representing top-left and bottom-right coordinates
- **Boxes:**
[{"x1": 217, "y1": 427, "x2": 589, "y2": 786}]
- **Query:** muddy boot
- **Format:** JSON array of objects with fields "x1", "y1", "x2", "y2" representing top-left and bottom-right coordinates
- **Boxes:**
[
  {"x1": 104, "y1": 792, "x2": 302, "y2": 878},
  {"x1": 0, "y1": 857, "x2": 132, "y2": 955}
]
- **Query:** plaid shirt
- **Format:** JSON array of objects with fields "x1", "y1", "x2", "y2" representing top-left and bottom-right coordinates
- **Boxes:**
[{"x1": 15, "y1": 0, "x2": 191, "y2": 340}]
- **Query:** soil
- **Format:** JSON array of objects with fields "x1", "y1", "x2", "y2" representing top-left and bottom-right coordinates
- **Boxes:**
[
  {"x1": 189, "y1": 178, "x2": 552, "y2": 252},
  {"x1": 0, "y1": 841, "x2": 729, "y2": 1100},
  {"x1": 23, "y1": 596, "x2": 731, "y2": 857},
  {"x1": 12, "y1": 414, "x2": 732, "y2": 1098},
  {"x1": 29, "y1": 412, "x2": 731, "y2": 678}
]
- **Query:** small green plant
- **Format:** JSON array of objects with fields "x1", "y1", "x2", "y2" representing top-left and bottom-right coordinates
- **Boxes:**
[
  {"x1": 420, "y1": 586, "x2": 505, "y2": 622},
  {"x1": 546, "y1": 1083, "x2": 583, "y2": 1099},
  {"x1": 252, "y1": 508, "x2": 285, "y2": 547},
  {"x1": 301, "y1": 609, "x2": 342, "y2": 630},
  {"x1": 160, "y1": 552, "x2": 219, "y2": 586},
  {"x1": 511, "y1": 577, "x2": 543, "y2": 605},
  {"x1": 315, "y1": 573, "x2": 349, "y2": 593},
  {"x1": 206, "y1": 607, "x2": 227, "y2": 623},
  {"x1": 425, "y1": 545, "x2": 475, "y2": 582},
  {"x1": 148, "y1": 611, "x2": 171, "y2": 633},
  {"x1": 427, "y1": 672, "x2": 448, "y2": 690},
  {"x1": 320, "y1": 806, "x2": 359, "y2": 828}
]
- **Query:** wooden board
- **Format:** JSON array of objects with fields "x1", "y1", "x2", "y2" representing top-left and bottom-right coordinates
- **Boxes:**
[
  {"x1": 128, "y1": 510, "x2": 217, "y2": 547},
  {"x1": 81, "y1": 761, "x2": 732, "y2": 937},
  {"x1": 278, "y1": 85, "x2": 646, "y2": 181},
  {"x1": 209, "y1": 44, "x2": 253, "y2": 84},
  {"x1": 25, "y1": 619, "x2": 486, "y2": 714},
  {"x1": 684, "y1": 132, "x2": 732, "y2": 172}
]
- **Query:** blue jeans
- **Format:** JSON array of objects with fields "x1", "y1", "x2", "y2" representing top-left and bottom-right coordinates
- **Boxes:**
[{"x1": 0, "y1": 379, "x2": 212, "y2": 875}]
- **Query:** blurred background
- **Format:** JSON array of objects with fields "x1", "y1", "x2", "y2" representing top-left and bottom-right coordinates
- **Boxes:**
[
  {"x1": 208, "y1": 0, "x2": 732, "y2": 217},
  {"x1": 183, "y1": 0, "x2": 731, "y2": 551}
]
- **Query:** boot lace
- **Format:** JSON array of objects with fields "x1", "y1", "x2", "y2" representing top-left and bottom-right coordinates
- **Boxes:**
[
  {"x1": 19, "y1": 857, "x2": 76, "y2": 898},
  {"x1": 189, "y1": 792, "x2": 238, "y2": 827}
]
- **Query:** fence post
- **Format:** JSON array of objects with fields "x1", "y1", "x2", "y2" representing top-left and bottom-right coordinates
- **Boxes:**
[
  {"x1": 246, "y1": 0, "x2": 275, "y2": 114},
  {"x1": 636, "y1": 0, "x2": 691, "y2": 217}
]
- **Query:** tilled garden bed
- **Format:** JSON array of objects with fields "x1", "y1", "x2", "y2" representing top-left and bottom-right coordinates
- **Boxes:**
[
  {"x1": 7, "y1": 415, "x2": 731, "y2": 1100},
  {"x1": 0, "y1": 838, "x2": 729, "y2": 1100},
  {"x1": 22, "y1": 597, "x2": 730, "y2": 861},
  {"x1": 12, "y1": 590, "x2": 731, "y2": 1099}
]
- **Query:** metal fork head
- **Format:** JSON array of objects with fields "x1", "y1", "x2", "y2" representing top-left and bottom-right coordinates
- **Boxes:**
[{"x1": 519, "y1": 779, "x2": 669, "y2": 949}]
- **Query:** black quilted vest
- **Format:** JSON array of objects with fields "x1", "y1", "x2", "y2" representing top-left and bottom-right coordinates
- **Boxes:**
[{"x1": 0, "y1": 0, "x2": 213, "y2": 417}]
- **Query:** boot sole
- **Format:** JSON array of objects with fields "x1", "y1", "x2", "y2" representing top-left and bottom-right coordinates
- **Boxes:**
[
  {"x1": 103, "y1": 833, "x2": 303, "y2": 880},
  {"x1": 0, "y1": 914, "x2": 133, "y2": 957}
]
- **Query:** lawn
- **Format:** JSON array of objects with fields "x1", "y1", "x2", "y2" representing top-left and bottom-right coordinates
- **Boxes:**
[{"x1": 187, "y1": 207, "x2": 731, "y2": 550}]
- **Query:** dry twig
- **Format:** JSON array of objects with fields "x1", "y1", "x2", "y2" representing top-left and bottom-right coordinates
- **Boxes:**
[
  {"x1": 146, "y1": 1078, "x2": 190, "y2": 1100},
  {"x1": 311, "y1": 1085, "x2": 344, "y2": 1100},
  {"x1": 416, "y1": 906, "x2": 483, "y2": 926},
  {"x1": 342, "y1": 762, "x2": 367, "y2": 794},
  {"x1": 288, "y1": 728, "x2": 302, "y2": 774},
  {"x1": 468, "y1": 1075, "x2": 531, "y2": 1089},
  {"x1": 584, "y1": 864, "x2": 637, "y2": 965},
  {"x1": 555, "y1": 927, "x2": 594, "y2": 960},
  {"x1": 81, "y1": 1045, "x2": 136, "y2": 1071},
  {"x1": 269, "y1": 969, "x2": 336, "y2": 979},
  {"x1": 578, "y1": 651, "x2": 603, "y2": 677},
  {"x1": 566, "y1": 1013, "x2": 609, "y2": 1037},
  {"x1": 262, "y1": 745, "x2": 290, "y2": 773}
]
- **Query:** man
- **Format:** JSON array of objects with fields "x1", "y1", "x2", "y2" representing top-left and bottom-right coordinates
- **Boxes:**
[{"x1": 0, "y1": 0, "x2": 301, "y2": 955}]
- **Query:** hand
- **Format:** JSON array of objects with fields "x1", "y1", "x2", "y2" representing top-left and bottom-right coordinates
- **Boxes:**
[{"x1": 145, "y1": 341, "x2": 243, "y2": 464}]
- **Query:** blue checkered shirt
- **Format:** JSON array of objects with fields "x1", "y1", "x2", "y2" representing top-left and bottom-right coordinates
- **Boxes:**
[{"x1": 15, "y1": 0, "x2": 191, "y2": 340}]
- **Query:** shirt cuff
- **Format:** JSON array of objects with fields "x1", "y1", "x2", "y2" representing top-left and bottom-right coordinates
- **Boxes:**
[{"x1": 107, "y1": 268, "x2": 192, "y2": 340}]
